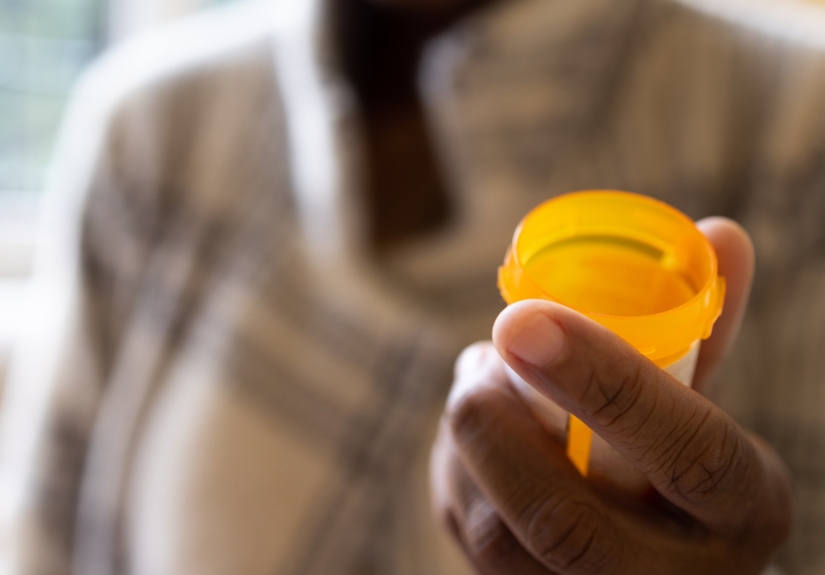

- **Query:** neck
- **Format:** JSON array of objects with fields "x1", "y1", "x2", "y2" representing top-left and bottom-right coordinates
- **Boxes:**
[
  {"x1": 333, "y1": 0, "x2": 485, "y2": 250},
  {"x1": 338, "y1": 1, "x2": 472, "y2": 108}
]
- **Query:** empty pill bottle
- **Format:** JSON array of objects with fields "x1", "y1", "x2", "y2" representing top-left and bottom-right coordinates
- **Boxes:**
[{"x1": 498, "y1": 190, "x2": 725, "y2": 476}]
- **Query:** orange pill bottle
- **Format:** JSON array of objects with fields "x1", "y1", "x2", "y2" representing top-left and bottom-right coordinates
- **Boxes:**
[{"x1": 498, "y1": 191, "x2": 725, "y2": 475}]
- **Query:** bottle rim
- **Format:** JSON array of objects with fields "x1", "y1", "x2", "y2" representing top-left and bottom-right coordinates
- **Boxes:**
[{"x1": 498, "y1": 190, "x2": 726, "y2": 360}]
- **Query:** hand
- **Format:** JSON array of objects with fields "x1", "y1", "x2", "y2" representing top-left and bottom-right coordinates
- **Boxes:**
[{"x1": 430, "y1": 218, "x2": 792, "y2": 574}]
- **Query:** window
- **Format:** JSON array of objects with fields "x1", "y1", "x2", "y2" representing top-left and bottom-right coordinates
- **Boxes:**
[
  {"x1": 0, "y1": 0, "x2": 104, "y2": 195},
  {"x1": 0, "y1": 0, "x2": 104, "y2": 282},
  {"x1": 0, "y1": 0, "x2": 233, "y2": 408}
]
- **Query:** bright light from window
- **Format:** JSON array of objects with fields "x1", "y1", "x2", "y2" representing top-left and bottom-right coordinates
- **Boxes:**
[{"x1": 0, "y1": 0, "x2": 103, "y2": 195}]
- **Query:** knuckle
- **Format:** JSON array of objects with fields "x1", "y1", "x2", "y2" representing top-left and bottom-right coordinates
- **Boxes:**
[
  {"x1": 585, "y1": 361, "x2": 646, "y2": 432},
  {"x1": 455, "y1": 341, "x2": 495, "y2": 377},
  {"x1": 442, "y1": 508, "x2": 462, "y2": 542},
  {"x1": 664, "y1": 415, "x2": 754, "y2": 506},
  {"x1": 464, "y1": 504, "x2": 523, "y2": 568},
  {"x1": 446, "y1": 385, "x2": 500, "y2": 447},
  {"x1": 517, "y1": 491, "x2": 620, "y2": 572},
  {"x1": 433, "y1": 479, "x2": 460, "y2": 538}
]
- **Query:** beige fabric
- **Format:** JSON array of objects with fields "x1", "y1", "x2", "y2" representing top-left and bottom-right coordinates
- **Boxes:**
[{"x1": 3, "y1": 0, "x2": 825, "y2": 573}]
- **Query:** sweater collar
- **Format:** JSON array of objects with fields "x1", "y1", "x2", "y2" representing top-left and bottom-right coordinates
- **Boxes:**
[{"x1": 269, "y1": 0, "x2": 642, "y2": 317}]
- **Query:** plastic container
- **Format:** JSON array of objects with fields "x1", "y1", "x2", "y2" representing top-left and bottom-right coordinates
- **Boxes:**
[{"x1": 498, "y1": 191, "x2": 725, "y2": 476}]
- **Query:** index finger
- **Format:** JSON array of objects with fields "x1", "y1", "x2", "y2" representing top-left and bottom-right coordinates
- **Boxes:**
[{"x1": 492, "y1": 301, "x2": 789, "y2": 534}]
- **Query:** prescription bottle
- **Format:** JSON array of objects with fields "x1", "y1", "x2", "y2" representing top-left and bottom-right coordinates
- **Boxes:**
[{"x1": 498, "y1": 190, "x2": 725, "y2": 476}]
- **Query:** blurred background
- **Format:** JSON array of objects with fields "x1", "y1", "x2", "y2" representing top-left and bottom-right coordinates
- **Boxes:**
[
  {"x1": 0, "y1": 0, "x2": 823, "y2": 468},
  {"x1": 0, "y1": 0, "x2": 242, "y2": 420},
  {"x1": 3, "y1": 0, "x2": 825, "y2": 427}
]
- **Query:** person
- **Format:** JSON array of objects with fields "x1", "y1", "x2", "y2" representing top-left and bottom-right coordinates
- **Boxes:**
[{"x1": 1, "y1": 0, "x2": 825, "y2": 572}]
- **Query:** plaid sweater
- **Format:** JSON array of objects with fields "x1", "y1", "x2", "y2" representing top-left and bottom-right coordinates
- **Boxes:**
[{"x1": 4, "y1": 0, "x2": 825, "y2": 573}]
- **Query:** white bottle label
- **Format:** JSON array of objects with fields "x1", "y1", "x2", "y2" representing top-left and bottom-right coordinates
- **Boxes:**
[{"x1": 664, "y1": 340, "x2": 701, "y2": 387}]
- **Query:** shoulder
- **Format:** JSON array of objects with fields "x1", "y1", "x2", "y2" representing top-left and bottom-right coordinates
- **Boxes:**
[
  {"x1": 53, "y1": 0, "x2": 291, "y2": 217},
  {"x1": 75, "y1": 0, "x2": 279, "y2": 122},
  {"x1": 673, "y1": 0, "x2": 825, "y2": 51},
  {"x1": 625, "y1": 0, "x2": 825, "y2": 182},
  {"x1": 671, "y1": 0, "x2": 825, "y2": 183},
  {"x1": 47, "y1": 0, "x2": 294, "y2": 287},
  {"x1": 56, "y1": 0, "x2": 285, "y2": 199},
  {"x1": 650, "y1": 0, "x2": 825, "y2": 109},
  {"x1": 77, "y1": 0, "x2": 284, "y2": 163}
]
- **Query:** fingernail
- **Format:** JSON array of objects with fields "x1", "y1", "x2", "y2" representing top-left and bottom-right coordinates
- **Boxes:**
[{"x1": 507, "y1": 313, "x2": 565, "y2": 367}]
